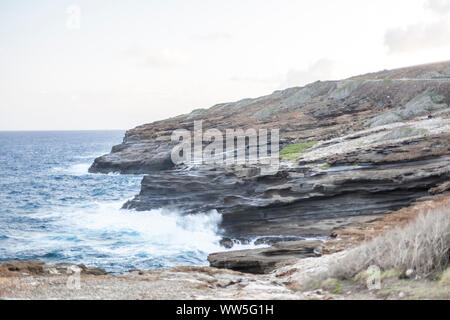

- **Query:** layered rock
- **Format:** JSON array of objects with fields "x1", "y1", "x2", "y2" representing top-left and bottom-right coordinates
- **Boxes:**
[
  {"x1": 208, "y1": 240, "x2": 323, "y2": 274},
  {"x1": 89, "y1": 61, "x2": 450, "y2": 269},
  {"x1": 0, "y1": 260, "x2": 107, "y2": 277},
  {"x1": 90, "y1": 61, "x2": 450, "y2": 175}
]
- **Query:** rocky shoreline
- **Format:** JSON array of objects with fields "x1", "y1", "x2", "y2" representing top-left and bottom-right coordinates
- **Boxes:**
[
  {"x1": 89, "y1": 61, "x2": 450, "y2": 258},
  {"x1": 1, "y1": 195, "x2": 448, "y2": 299}
]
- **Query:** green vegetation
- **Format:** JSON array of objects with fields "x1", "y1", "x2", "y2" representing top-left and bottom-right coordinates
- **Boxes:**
[
  {"x1": 317, "y1": 278, "x2": 343, "y2": 295},
  {"x1": 381, "y1": 269, "x2": 399, "y2": 280},
  {"x1": 319, "y1": 163, "x2": 331, "y2": 170},
  {"x1": 280, "y1": 141, "x2": 317, "y2": 160},
  {"x1": 331, "y1": 282, "x2": 342, "y2": 294},
  {"x1": 430, "y1": 92, "x2": 446, "y2": 103},
  {"x1": 439, "y1": 268, "x2": 450, "y2": 286}
]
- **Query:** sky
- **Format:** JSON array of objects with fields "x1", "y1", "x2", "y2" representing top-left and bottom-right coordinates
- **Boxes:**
[{"x1": 1, "y1": 0, "x2": 450, "y2": 130}]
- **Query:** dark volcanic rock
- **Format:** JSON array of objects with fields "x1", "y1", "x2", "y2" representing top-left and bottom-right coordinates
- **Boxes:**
[
  {"x1": 208, "y1": 240, "x2": 323, "y2": 274},
  {"x1": 89, "y1": 142, "x2": 174, "y2": 174},
  {"x1": 89, "y1": 61, "x2": 450, "y2": 268},
  {"x1": 123, "y1": 151, "x2": 450, "y2": 238}
]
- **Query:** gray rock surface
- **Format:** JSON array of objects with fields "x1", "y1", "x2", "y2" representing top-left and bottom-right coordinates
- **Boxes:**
[{"x1": 208, "y1": 240, "x2": 323, "y2": 274}]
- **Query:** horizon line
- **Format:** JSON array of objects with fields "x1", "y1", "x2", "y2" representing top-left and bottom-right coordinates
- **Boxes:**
[{"x1": 0, "y1": 129, "x2": 127, "y2": 132}]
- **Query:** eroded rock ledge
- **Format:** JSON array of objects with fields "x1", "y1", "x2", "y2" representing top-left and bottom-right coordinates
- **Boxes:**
[
  {"x1": 89, "y1": 61, "x2": 450, "y2": 266},
  {"x1": 208, "y1": 240, "x2": 323, "y2": 274},
  {"x1": 0, "y1": 260, "x2": 107, "y2": 277}
]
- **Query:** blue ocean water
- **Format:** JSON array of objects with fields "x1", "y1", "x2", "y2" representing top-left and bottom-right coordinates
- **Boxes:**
[{"x1": 0, "y1": 131, "x2": 237, "y2": 273}]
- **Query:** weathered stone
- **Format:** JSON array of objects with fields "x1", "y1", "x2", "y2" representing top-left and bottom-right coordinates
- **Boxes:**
[
  {"x1": 429, "y1": 181, "x2": 450, "y2": 195},
  {"x1": 208, "y1": 240, "x2": 323, "y2": 274},
  {"x1": 0, "y1": 261, "x2": 107, "y2": 277},
  {"x1": 0, "y1": 260, "x2": 45, "y2": 275}
]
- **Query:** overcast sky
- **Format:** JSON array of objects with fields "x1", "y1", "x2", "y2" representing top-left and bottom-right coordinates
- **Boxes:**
[{"x1": 1, "y1": 0, "x2": 450, "y2": 130}]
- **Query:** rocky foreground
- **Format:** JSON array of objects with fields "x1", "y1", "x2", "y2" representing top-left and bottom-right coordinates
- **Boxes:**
[{"x1": 1, "y1": 196, "x2": 449, "y2": 299}]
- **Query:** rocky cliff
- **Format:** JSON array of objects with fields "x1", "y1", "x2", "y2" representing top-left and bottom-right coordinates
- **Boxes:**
[{"x1": 90, "y1": 61, "x2": 450, "y2": 251}]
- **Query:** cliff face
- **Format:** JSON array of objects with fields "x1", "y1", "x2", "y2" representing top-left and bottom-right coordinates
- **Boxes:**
[{"x1": 90, "y1": 61, "x2": 450, "y2": 242}]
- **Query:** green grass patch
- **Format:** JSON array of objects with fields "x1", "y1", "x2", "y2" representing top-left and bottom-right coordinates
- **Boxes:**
[
  {"x1": 320, "y1": 278, "x2": 343, "y2": 294},
  {"x1": 280, "y1": 141, "x2": 317, "y2": 160},
  {"x1": 439, "y1": 268, "x2": 450, "y2": 286},
  {"x1": 381, "y1": 269, "x2": 399, "y2": 280},
  {"x1": 320, "y1": 163, "x2": 331, "y2": 170},
  {"x1": 331, "y1": 283, "x2": 342, "y2": 294}
]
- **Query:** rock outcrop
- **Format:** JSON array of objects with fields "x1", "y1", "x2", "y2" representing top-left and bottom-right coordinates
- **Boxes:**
[
  {"x1": 0, "y1": 260, "x2": 107, "y2": 277},
  {"x1": 208, "y1": 240, "x2": 323, "y2": 274},
  {"x1": 90, "y1": 61, "x2": 450, "y2": 175},
  {"x1": 89, "y1": 61, "x2": 450, "y2": 271}
]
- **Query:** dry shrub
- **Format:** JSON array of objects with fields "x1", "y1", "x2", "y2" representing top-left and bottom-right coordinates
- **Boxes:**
[{"x1": 329, "y1": 206, "x2": 450, "y2": 279}]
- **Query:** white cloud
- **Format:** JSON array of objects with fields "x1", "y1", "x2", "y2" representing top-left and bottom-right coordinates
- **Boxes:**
[
  {"x1": 1, "y1": 0, "x2": 447, "y2": 130},
  {"x1": 385, "y1": 20, "x2": 450, "y2": 53},
  {"x1": 384, "y1": 0, "x2": 450, "y2": 53},
  {"x1": 126, "y1": 45, "x2": 188, "y2": 68},
  {"x1": 143, "y1": 50, "x2": 187, "y2": 68},
  {"x1": 229, "y1": 75, "x2": 280, "y2": 84},
  {"x1": 193, "y1": 32, "x2": 232, "y2": 42},
  {"x1": 281, "y1": 59, "x2": 338, "y2": 88},
  {"x1": 426, "y1": 0, "x2": 450, "y2": 14}
]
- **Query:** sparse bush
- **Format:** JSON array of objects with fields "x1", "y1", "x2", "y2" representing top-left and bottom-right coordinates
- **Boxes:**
[
  {"x1": 439, "y1": 268, "x2": 450, "y2": 286},
  {"x1": 329, "y1": 206, "x2": 450, "y2": 279}
]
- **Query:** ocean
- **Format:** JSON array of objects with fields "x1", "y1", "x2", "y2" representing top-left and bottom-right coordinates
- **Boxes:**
[{"x1": 0, "y1": 131, "x2": 256, "y2": 273}]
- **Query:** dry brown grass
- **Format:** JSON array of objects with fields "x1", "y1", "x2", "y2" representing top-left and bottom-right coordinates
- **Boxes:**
[
  {"x1": 329, "y1": 205, "x2": 450, "y2": 279},
  {"x1": 325, "y1": 196, "x2": 450, "y2": 254}
]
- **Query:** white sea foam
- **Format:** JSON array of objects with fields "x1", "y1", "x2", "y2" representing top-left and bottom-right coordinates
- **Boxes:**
[
  {"x1": 55, "y1": 202, "x2": 267, "y2": 253},
  {"x1": 73, "y1": 153, "x2": 107, "y2": 160},
  {"x1": 7, "y1": 199, "x2": 267, "y2": 272},
  {"x1": 61, "y1": 202, "x2": 225, "y2": 255},
  {"x1": 51, "y1": 163, "x2": 91, "y2": 176}
]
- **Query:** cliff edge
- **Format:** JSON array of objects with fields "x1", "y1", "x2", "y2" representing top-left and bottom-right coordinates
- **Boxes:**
[{"x1": 89, "y1": 61, "x2": 450, "y2": 250}]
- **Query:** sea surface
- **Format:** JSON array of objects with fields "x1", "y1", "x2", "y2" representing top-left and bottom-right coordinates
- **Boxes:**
[{"x1": 0, "y1": 131, "x2": 256, "y2": 273}]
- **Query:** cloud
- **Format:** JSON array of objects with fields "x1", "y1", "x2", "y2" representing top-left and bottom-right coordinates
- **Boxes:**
[
  {"x1": 384, "y1": 20, "x2": 450, "y2": 54},
  {"x1": 126, "y1": 45, "x2": 188, "y2": 68},
  {"x1": 143, "y1": 49, "x2": 187, "y2": 68},
  {"x1": 426, "y1": 0, "x2": 450, "y2": 14},
  {"x1": 384, "y1": 0, "x2": 450, "y2": 53},
  {"x1": 281, "y1": 59, "x2": 337, "y2": 88},
  {"x1": 194, "y1": 32, "x2": 232, "y2": 42},
  {"x1": 229, "y1": 75, "x2": 279, "y2": 84}
]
